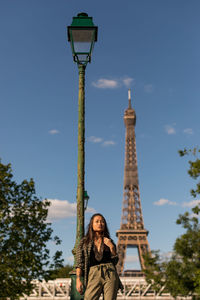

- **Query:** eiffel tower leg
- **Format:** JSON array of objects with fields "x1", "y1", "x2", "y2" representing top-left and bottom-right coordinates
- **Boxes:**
[
  {"x1": 138, "y1": 244, "x2": 145, "y2": 270},
  {"x1": 117, "y1": 243, "x2": 127, "y2": 276},
  {"x1": 138, "y1": 244, "x2": 150, "y2": 270}
]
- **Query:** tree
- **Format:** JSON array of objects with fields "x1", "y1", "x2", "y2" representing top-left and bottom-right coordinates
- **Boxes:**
[
  {"x1": 179, "y1": 147, "x2": 200, "y2": 197},
  {"x1": 144, "y1": 148, "x2": 200, "y2": 298},
  {"x1": 0, "y1": 160, "x2": 64, "y2": 299},
  {"x1": 46, "y1": 264, "x2": 73, "y2": 280}
]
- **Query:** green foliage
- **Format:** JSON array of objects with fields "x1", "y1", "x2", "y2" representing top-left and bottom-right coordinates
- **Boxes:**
[
  {"x1": 178, "y1": 147, "x2": 200, "y2": 197},
  {"x1": 194, "y1": 270, "x2": 200, "y2": 295},
  {"x1": 0, "y1": 160, "x2": 64, "y2": 299},
  {"x1": 144, "y1": 207, "x2": 200, "y2": 297},
  {"x1": 46, "y1": 264, "x2": 73, "y2": 280},
  {"x1": 143, "y1": 250, "x2": 165, "y2": 293},
  {"x1": 144, "y1": 148, "x2": 200, "y2": 297}
]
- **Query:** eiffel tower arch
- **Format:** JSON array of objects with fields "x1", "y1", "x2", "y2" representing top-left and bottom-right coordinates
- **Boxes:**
[{"x1": 116, "y1": 90, "x2": 150, "y2": 277}]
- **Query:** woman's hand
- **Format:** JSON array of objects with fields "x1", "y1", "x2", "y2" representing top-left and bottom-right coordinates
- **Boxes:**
[
  {"x1": 76, "y1": 277, "x2": 84, "y2": 294},
  {"x1": 103, "y1": 237, "x2": 116, "y2": 256},
  {"x1": 103, "y1": 237, "x2": 114, "y2": 248}
]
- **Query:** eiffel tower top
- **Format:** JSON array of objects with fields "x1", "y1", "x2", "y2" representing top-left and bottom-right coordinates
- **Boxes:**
[
  {"x1": 128, "y1": 89, "x2": 132, "y2": 109},
  {"x1": 124, "y1": 89, "x2": 136, "y2": 126}
]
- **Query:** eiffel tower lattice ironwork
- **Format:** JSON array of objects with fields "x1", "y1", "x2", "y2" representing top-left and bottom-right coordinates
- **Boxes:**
[{"x1": 116, "y1": 90, "x2": 150, "y2": 276}]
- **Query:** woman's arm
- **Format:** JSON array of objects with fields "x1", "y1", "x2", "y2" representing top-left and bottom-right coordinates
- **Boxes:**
[
  {"x1": 76, "y1": 267, "x2": 82, "y2": 277},
  {"x1": 76, "y1": 268, "x2": 84, "y2": 294},
  {"x1": 75, "y1": 239, "x2": 85, "y2": 294},
  {"x1": 75, "y1": 238, "x2": 85, "y2": 269}
]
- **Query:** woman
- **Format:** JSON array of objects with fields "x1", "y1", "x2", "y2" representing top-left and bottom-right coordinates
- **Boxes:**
[{"x1": 75, "y1": 213, "x2": 123, "y2": 300}]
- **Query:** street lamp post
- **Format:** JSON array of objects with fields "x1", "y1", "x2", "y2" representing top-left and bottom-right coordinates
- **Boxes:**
[{"x1": 67, "y1": 13, "x2": 98, "y2": 300}]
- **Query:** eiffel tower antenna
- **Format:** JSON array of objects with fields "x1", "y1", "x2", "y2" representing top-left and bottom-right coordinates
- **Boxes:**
[{"x1": 128, "y1": 89, "x2": 132, "y2": 109}]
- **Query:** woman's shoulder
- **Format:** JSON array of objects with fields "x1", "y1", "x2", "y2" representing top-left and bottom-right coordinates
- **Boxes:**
[
  {"x1": 79, "y1": 237, "x2": 86, "y2": 246},
  {"x1": 78, "y1": 237, "x2": 92, "y2": 247}
]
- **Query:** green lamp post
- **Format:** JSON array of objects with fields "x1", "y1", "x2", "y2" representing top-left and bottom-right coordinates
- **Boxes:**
[{"x1": 67, "y1": 13, "x2": 98, "y2": 300}]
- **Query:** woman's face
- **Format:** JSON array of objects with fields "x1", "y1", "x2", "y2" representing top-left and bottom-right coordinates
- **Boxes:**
[{"x1": 92, "y1": 215, "x2": 105, "y2": 233}]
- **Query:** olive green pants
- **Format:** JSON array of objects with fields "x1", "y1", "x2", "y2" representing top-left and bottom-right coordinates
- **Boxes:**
[{"x1": 84, "y1": 263, "x2": 119, "y2": 300}]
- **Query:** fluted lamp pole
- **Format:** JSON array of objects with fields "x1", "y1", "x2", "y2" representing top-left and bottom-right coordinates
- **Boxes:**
[{"x1": 67, "y1": 13, "x2": 98, "y2": 300}]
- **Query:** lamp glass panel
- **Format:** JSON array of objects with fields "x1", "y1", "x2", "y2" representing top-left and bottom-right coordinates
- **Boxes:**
[
  {"x1": 76, "y1": 54, "x2": 89, "y2": 62},
  {"x1": 71, "y1": 29, "x2": 95, "y2": 54},
  {"x1": 84, "y1": 199, "x2": 88, "y2": 210}
]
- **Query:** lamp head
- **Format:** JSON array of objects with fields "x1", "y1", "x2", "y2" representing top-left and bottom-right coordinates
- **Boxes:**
[{"x1": 67, "y1": 13, "x2": 98, "y2": 65}]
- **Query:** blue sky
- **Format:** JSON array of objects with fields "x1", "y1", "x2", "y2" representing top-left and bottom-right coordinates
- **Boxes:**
[{"x1": 1, "y1": 0, "x2": 200, "y2": 269}]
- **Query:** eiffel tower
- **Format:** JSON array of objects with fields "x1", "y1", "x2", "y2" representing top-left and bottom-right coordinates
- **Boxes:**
[{"x1": 116, "y1": 89, "x2": 150, "y2": 276}]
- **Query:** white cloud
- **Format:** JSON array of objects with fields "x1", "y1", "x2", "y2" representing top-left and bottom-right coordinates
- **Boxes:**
[
  {"x1": 102, "y1": 140, "x2": 116, "y2": 147},
  {"x1": 87, "y1": 136, "x2": 116, "y2": 147},
  {"x1": 159, "y1": 251, "x2": 174, "y2": 262},
  {"x1": 49, "y1": 129, "x2": 59, "y2": 135},
  {"x1": 144, "y1": 84, "x2": 154, "y2": 93},
  {"x1": 46, "y1": 199, "x2": 95, "y2": 221},
  {"x1": 161, "y1": 251, "x2": 174, "y2": 259},
  {"x1": 165, "y1": 125, "x2": 176, "y2": 135},
  {"x1": 87, "y1": 136, "x2": 103, "y2": 143},
  {"x1": 154, "y1": 198, "x2": 177, "y2": 206},
  {"x1": 66, "y1": 256, "x2": 74, "y2": 262},
  {"x1": 92, "y1": 79, "x2": 119, "y2": 89},
  {"x1": 92, "y1": 76, "x2": 134, "y2": 89},
  {"x1": 85, "y1": 206, "x2": 96, "y2": 213},
  {"x1": 183, "y1": 128, "x2": 193, "y2": 135},
  {"x1": 122, "y1": 77, "x2": 134, "y2": 88},
  {"x1": 125, "y1": 255, "x2": 139, "y2": 263},
  {"x1": 182, "y1": 199, "x2": 200, "y2": 208},
  {"x1": 189, "y1": 213, "x2": 200, "y2": 219}
]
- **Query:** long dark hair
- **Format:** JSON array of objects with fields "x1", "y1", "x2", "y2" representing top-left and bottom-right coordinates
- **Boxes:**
[{"x1": 84, "y1": 213, "x2": 110, "y2": 245}]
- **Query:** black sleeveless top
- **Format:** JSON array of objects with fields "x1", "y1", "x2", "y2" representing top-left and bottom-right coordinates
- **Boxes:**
[{"x1": 90, "y1": 244, "x2": 112, "y2": 266}]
